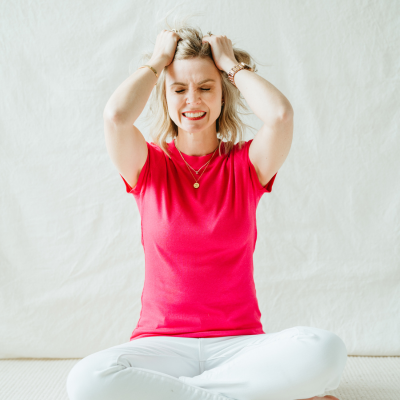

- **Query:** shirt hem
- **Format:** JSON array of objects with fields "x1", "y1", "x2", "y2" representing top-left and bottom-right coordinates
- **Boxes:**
[{"x1": 129, "y1": 328, "x2": 266, "y2": 341}]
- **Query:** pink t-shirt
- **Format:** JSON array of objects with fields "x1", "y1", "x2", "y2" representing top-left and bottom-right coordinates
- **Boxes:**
[{"x1": 120, "y1": 138, "x2": 277, "y2": 341}]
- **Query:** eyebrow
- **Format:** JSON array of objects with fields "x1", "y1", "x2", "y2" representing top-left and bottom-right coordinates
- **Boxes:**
[{"x1": 170, "y1": 79, "x2": 216, "y2": 87}]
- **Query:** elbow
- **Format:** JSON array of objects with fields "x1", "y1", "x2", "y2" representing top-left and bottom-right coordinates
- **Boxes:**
[
  {"x1": 280, "y1": 105, "x2": 294, "y2": 121},
  {"x1": 103, "y1": 107, "x2": 117, "y2": 121}
]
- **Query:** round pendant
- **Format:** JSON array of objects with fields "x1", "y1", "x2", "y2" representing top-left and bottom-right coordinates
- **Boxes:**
[{"x1": 194, "y1": 182, "x2": 199, "y2": 188}]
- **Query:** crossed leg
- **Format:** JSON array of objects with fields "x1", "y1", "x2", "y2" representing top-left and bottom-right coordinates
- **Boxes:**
[
  {"x1": 180, "y1": 326, "x2": 347, "y2": 400},
  {"x1": 67, "y1": 326, "x2": 347, "y2": 400}
]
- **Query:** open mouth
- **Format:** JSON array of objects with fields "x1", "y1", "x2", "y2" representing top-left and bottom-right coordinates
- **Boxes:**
[{"x1": 182, "y1": 112, "x2": 207, "y2": 120}]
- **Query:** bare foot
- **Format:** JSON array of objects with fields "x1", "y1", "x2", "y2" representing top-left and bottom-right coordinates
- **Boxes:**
[{"x1": 298, "y1": 396, "x2": 340, "y2": 400}]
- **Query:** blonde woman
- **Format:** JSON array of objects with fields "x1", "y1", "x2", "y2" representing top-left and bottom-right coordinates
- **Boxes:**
[{"x1": 67, "y1": 23, "x2": 346, "y2": 400}]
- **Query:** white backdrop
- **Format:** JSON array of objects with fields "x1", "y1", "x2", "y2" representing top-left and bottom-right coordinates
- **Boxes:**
[{"x1": 1, "y1": 0, "x2": 399, "y2": 359}]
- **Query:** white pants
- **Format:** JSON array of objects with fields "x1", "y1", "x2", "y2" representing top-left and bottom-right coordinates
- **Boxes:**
[{"x1": 66, "y1": 326, "x2": 347, "y2": 400}]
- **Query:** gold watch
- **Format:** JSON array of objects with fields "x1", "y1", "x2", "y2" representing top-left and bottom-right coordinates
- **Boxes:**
[{"x1": 227, "y1": 62, "x2": 254, "y2": 87}]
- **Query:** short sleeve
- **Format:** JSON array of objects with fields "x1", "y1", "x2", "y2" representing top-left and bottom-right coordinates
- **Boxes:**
[
  {"x1": 245, "y1": 139, "x2": 277, "y2": 194},
  {"x1": 119, "y1": 141, "x2": 151, "y2": 195}
]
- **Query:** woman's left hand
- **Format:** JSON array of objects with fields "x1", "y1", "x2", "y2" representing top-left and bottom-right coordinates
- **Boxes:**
[{"x1": 202, "y1": 34, "x2": 238, "y2": 73}]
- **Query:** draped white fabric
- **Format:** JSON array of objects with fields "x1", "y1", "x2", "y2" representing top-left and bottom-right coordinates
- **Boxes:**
[{"x1": 0, "y1": 0, "x2": 399, "y2": 358}]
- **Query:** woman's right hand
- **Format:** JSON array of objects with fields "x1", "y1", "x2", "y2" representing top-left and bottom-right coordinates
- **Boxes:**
[{"x1": 149, "y1": 30, "x2": 182, "y2": 67}]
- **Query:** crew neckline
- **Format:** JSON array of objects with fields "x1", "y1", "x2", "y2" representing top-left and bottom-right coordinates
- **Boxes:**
[{"x1": 171, "y1": 138, "x2": 223, "y2": 160}]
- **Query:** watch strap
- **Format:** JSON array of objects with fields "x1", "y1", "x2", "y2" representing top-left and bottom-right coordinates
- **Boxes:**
[{"x1": 227, "y1": 62, "x2": 254, "y2": 87}]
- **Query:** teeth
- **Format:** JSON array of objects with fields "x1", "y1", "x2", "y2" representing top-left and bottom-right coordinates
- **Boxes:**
[{"x1": 183, "y1": 112, "x2": 206, "y2": 118}]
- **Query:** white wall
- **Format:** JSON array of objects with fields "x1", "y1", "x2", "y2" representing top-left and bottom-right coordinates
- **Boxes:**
[{"x1": 0, "y1": 0, "x2": 399, "y2": 358}]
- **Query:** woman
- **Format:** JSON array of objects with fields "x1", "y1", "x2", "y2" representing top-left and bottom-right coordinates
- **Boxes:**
[{"x1": 67, "y1": 24, "x2": 347, "y2": 400}]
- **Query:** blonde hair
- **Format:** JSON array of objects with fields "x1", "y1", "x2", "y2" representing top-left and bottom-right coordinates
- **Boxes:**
[{"x1": 135, "y1": 11, "x2": 262, "y2": 159}]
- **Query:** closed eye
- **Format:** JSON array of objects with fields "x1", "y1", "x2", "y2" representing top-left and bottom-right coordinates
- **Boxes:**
[{"x1": 175, "y1": 89, "x2": 211, "y2": 93}]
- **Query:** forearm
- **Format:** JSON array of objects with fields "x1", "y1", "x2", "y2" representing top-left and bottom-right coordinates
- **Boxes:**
[
  {"x1": 223, "y1": 60, "x2": 293, "y2": 125},
  {"x1": 103, "y1": 57, "x2": 167, "y2": 125}
]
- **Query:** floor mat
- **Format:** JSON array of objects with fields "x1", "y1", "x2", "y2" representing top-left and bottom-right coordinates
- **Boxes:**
[{"x1": 0, "y1": 356, "x2": 399, "y2": 399}]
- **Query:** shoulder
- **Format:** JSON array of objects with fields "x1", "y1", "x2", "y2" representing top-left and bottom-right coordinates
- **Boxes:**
[
  {"x1": 148, "y1": 141, "x2": 172, "y2": 160},
  {"x1": 231, "y1": 139, "x2": 252, "y2": 157},
  {"x1": 220, "y1": 139, "x2": 249, "y2": 157}
]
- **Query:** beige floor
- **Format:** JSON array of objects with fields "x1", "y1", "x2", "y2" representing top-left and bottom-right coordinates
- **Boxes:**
[{"x1": 0, "y1": 356, "x2": 399, "y2": 400}]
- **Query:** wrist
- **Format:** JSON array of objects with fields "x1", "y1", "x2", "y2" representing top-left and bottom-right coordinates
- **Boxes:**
[
  {"x1": 148, "y1": 57, "x2": 168, "y2": 73},
  {"x1": 223, "y1": 59, "x2": 239, "y2": 74}
]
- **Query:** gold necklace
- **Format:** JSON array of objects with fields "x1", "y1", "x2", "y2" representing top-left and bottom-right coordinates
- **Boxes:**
[
  {"x1": 174, "y1": 138, "x2": 220, "y2": 189},
  {"x1": 174, "y1": 138, "x2": 218, "y2": 174}
]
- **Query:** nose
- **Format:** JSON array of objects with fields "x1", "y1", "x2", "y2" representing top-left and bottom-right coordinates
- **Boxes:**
[{"x1": 185, "y1": 88, "x2": 202, "y2": 105}]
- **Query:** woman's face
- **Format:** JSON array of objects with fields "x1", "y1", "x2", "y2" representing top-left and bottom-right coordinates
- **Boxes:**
[{"x1": 165, "y1": 57, "x2": 223, "y2": 135}]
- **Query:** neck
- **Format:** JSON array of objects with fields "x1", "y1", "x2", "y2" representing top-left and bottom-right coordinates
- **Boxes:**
[{"x1": 174, "y1": 133, "x2": 220, "y2": 157}]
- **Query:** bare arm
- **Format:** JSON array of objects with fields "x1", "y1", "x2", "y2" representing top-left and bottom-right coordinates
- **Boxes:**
[
  {"x1": 103, "y1": 57, "x2": 167, "y2": 124},
  {"x1": 221, "y1": 57, "x2": 293, "y2": 189},
  {"x1": 103, "y1": 57, "x2": 168, "y2": 189}
]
